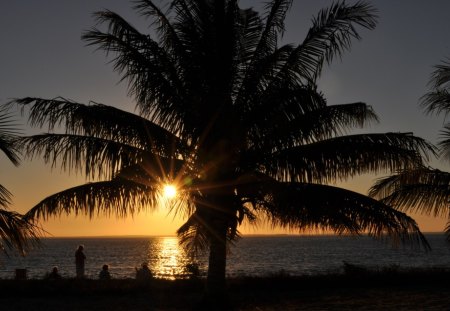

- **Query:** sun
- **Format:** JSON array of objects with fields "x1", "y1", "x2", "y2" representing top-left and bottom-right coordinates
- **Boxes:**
[{"x1": 163, "y1": 184, "x2": 177, "y2": 199}]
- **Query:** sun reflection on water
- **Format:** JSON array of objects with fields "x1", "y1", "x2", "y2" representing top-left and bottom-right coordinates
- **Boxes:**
[{"x1": 148, "y1": 237, "x2": 191, "y2": 280}]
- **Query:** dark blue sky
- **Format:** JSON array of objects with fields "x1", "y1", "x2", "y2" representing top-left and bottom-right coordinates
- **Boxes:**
[{"x1": 1, "y1": 1, "x2": 450, "y2": 234}]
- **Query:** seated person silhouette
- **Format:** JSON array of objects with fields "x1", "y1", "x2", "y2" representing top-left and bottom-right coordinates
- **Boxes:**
[
  {"x1": 99, "y1": 264, "x2": 111, "y2": 280},
  {"x1": 135, "y1": 263, "x2": 153, "y2": 281},
  {"x1": 46, "y1": 266, "x2": 62, "y2": 280}
]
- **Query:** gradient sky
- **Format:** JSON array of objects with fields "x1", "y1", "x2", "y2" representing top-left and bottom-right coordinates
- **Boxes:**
[{"x1": 1, "y1": 1, "x2": 450, "y2": 236}]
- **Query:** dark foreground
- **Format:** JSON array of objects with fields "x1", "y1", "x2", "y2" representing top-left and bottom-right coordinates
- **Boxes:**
[{"x1": 1, "y1": 267, "x2": 450, "y2": 310}]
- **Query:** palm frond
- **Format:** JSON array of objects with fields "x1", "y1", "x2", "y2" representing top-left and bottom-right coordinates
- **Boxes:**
[
  {"x1": 134, "y1": 0, "x2": 185, "y2": 52},
  {"x1": 429, "y1": 59, "x2": 450, "y2": 88},
  {"x1": 248, "y1": 0, "x2": 295, "y2": 91},
  {"x1": 117, "y1": 155, "x2": 186, "y2": 186},
  {"x1": 421, "y1": 59, "x2": 450, "y2": 117},
  {"x1": 438, "y1": 125, "x2": 450, "y2": 161},
  {"x1": 0, "y1": 105, "x2": 21, "y2": 166},
  {"x1": 177, "y1": 212, "x2": 210, "y2": 256},
  {"x1": 236, "y1": 6, "x2": 263, "y2": 62},
  {"x1": 421, "y1": 89, "x2": 450, "y2": 117},
  {"x1": 260, "y1": 182, "x2": 429, "y2": 249},
  {"x1": 24, "y1": 178, "x2": 159, "y2": 221},
  {"x1": 9, "y1": 97, "x2": 186, "y2": 156},
  {"x1": 236, "y1": 0, "x2": 293, "y2": 110},
  {"x1": 269, "y1": 133, "x2": 435, "y2": 183},
  {"x1": 248, "y1": 0, "x2": 292, "y2": 62},
  {"x1": 18, "y1": 133, "x2": 180, "y2": 180},
  {"x1": 82, "y1": 13, "x2": 185, "y2": 131},
  {"x1": 0, "y1": 106, "x2": 40, "y2": 254},
  {"x1": 252, "y1": 101, "x2": 379, "y2": 150},
  {"x1": 0, "y1": 209, "x2": 42, "y2": 255},
  {"x1": 283, "y1": 1, "x2": 377, "y2": 84},
  {"x1": 253, "y1": 0, "x2": 292, "y2": 57},
  {"x1": 233, "y1": 6, "x2": 263, "y2": 99},
  {"x1": 292, "y1": 102, "x2": 379, "y2": 143},
  {"x1": 0, "y1": 184, "x2": 13, "y2": 209},
  {"x1": 19, "y1": 133, "x2": 132, "y2": 175},
  {"x1": 369, "y1": 167, "x2": 450, "y2": 217},
  {"x1": 246, "y1": 85, "x2": 324, "y2": 149},
  {"x1": 237, "y1": 44, "x2": 294, "y2": 114},
  {"x1": 177, "y1": 200, "x2": 244, "y2": 256}
]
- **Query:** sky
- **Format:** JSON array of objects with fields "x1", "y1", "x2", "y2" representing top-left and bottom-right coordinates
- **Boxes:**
[{"x1": 1, "y1": 0, "x2": 450, "y2": 237}]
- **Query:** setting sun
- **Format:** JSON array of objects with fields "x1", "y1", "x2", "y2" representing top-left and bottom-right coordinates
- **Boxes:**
[{"x1": 163, "y1": 184, "x2": 177, "y2": 199}]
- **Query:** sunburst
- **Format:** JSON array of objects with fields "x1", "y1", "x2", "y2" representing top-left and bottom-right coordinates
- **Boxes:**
[{"x1": 163, "y1": 184, "x2": 177, "y2": 199}]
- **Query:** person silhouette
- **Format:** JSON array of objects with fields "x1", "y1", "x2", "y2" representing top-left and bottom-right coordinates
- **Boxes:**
[
  {"x1": 75, "y1": 245, "x2": 86, "y2": 279},
  {"x1": 135, "y1": 262, "x2": 153, "y2": 281},
  {"x1": 99, "y1": 264, "x2": 111, "y2": 280},
  {"x1": 46, "y1": 266, "x2": 62, "y2": 280}
]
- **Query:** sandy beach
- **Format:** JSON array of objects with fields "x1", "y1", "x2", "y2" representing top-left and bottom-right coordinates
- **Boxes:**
[{"x1": 1, "y1": 269, "x2": 450, "y2": 310}]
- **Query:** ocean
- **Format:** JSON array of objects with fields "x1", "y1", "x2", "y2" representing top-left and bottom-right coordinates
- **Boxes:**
[{"x1": 0, "y1": 234, "x2": 449, "y2": 280}]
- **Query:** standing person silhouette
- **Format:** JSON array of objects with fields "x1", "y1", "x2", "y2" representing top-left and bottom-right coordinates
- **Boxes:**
[{"x1": 75, "y1": 245, "x2": 86, "y2": 279}]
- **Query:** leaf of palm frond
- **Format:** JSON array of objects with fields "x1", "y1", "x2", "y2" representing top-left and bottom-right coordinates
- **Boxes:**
[
  {"x1": 262, "y1": 0, "x2": 292, "y2": 33},
  {"x1": 246, "y1": 86, "x2": 325, "y2": 149},
  {"x1": 438, "y1": 126, "x2": 450, "y2": 161},
  {"x1": 293, "y1": 102, "x2": 379, "y2": 143},
  {"x1": 19, "y1": 133, "x2": 169, "y2": 180},
  {"x1": 270, "y1": 133, "x2": 435, "y2": 183},
  {"x1": 134, "y1": 0, "x2": 186, "y2": 52},
  {"x1": 0, "y1": 106, "x2": 22, "y2": 136},
  {"x1": 233, "y1": 7, "x2": 263, "y2": 103},
  {"x1": 261, "y1": 182, "x2": 429, "y2": 249},
  {"x1": 369, "y1": 168, "x2": 450, "y2": 217},
  {"x1": 0, "y1": 106, "x2": 21, "y2": 165},
  {"x1": 82, "y1": 9, "x2": 187, "y2": 128},
  {"x1": 420, "y1": 59, "x2": 450, "y2": 116},
  {"x1": 283, "y1": 1, "x2": 377, "y2": 83},
  {"x1": 237, "y1": 44, "x2": 294, "y2": 109},
  {"x1": 117, "y1": 155, "x2": 186, "y2": 187},
  {"x1": 250, "y1": 0, "x2": 292, "y2": 59},
  {"x1": 0, "y1": 136, "x2": 20, "y2": 166},
  {"x1": 233, "y1": 171, "x2": 277, "y2": 202},
  {"x1": 236, "y1": 1, "x2": 296, "y2": 108},
  {"x1": 369, "y1": 168, "x2": 429, "y2": 199},
  {"x1": 445, "y1": 220, "x2": 450, "y2": 242},
  {"x1": 24, "y1": 178, "x2": 158, "y2": 221},
  {"x1": 9, "y1": 97, "x2": 185, "y2": 156},
  {"x1": 177, "y1": 213, "x2": 210, "y2": 256},
  {"x1": 0, "y1": 209, "x2": 41, "y2": 255},
  {"x1": 0, "y1": 184, "x2": 12, "y2": 208},
  {"x1": 428, "y1": 59, "x2": 450, "y2": 89},
  {"x1": 177, "y1": 206, "x2": 241, "y2": 256},
  {"x1": 253, "y1": 102, "x2": 379, "y2": 150},
  {"x1": 237, "y1": 6, "x2": 263, "y2": 60},
  {"x1": 420, "y1": 89, "x2": 450, "y2": 117}
]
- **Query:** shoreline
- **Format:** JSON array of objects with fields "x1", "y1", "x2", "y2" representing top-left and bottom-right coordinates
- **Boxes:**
[{"x1": 1, "y1": 268, "x2": 450, "y2": 310}]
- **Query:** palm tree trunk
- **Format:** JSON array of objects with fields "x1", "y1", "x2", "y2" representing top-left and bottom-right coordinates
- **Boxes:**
[{"x1": 204, "y1": 218, "x2": 228, "y2": 303}]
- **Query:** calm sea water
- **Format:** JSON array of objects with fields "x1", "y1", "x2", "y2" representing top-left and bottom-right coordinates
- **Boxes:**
[{"x1": 0, "y1": 234, "x2": 449, "y2": 280}]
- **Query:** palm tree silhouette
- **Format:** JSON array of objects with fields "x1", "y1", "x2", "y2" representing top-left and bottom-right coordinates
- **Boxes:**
[
  {"x1": 370, "y1": 59, "x2": 450, "y2": 239},
  {"x1": 0, "y1": 107, "x2": 40, "y2": 254},
  {"x1": 9, "y1": 0, "x2": 433, "y2": 300}
]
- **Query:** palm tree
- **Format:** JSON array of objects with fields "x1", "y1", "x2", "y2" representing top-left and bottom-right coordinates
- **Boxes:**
[
  {"x1": 370, "y1": 59, "x2": 450, "y2": 239},
  {"x1": 0, "y1": 107, "x2": 40, "y2": 255},
  {"x1": 9, "y1": 0, "x2": 433, "y2": 300}
]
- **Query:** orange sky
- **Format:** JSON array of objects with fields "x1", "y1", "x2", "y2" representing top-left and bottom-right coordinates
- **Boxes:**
[{"x1": 5, "y1": 157, "x2": 446, "y2": 237}]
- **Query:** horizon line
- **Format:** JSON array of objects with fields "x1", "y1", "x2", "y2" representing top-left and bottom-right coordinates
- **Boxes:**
[{"x1": 40, "y1": 232, "x2": 446, "y2": 238}]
